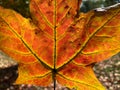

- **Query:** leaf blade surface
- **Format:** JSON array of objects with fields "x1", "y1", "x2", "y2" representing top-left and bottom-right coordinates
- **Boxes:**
[{"x1": 0, "y1": 1, "x2": 120, "y2": 90}]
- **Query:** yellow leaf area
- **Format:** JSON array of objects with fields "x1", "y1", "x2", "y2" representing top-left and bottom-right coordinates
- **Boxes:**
[
  {"x1": 0, "y1": 0, "x2": 120, "y2": 90},
  {"x1": 57, "y1": 63, "x2": 105, "y2": 90}
]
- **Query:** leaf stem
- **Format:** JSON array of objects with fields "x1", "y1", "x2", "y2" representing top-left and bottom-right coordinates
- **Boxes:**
[
  {"x1": 52, "y1": 69, "x2": 56, "y2": 90},
  {"x1": 53, "y1": 77, "x2": 56, "y2": 90}
]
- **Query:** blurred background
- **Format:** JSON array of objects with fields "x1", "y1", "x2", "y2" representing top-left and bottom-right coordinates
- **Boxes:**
[
  {"x1": 80, "y1": 0, "x2": 120, "y2": 12},
  {"x1": 0, "y1": 0, "x2": 30, "y2": 17}
]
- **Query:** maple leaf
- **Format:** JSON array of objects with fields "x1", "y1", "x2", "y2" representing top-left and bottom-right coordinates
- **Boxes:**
[{"x1": 0, "y1": 0, "x2": 120, "y2": 90}]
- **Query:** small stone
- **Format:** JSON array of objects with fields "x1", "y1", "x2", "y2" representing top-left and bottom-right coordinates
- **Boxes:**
[
  {"x1": 9, "y1": 86, "x2": 14, "y2": 90},
  {"x1": 115, "y1": 73, "x2": 120, "y2": 76},
  {"x1": 116, "y1": 62, "x2": 120, "y2": 66},
  {"x1": 4, "y1": 76, "x2": 9, "y2": 80}
]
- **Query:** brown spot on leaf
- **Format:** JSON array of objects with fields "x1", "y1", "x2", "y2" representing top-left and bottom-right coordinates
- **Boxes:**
[
  {"x1": 48, "y1": 0, "x2": 53, "y2": 6},
  {"x1": 46, "y1": 11, "x2": 53, "y2": 16},
  {"x1": 34, "y1": 28, "x2": 43, "y2": 36},
  {"x1": 67, "y1": 27, "x2": 75, "y2": 32},
  {"x1": 64, "y1": 5, "x2": 69, "y2": 9}
]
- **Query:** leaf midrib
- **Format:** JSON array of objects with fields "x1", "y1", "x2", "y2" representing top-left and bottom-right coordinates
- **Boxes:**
[{"x1": 53, "y1": 0, "x2": 57, "y2": 69}]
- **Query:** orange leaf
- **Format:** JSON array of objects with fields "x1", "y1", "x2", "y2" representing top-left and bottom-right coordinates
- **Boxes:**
[
  {"x1": 0, "y1": 0, "x2": 120, "y2": 90},
  {"x1": 57, "y1": 63, "x2": 105, "y2": 90}
]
